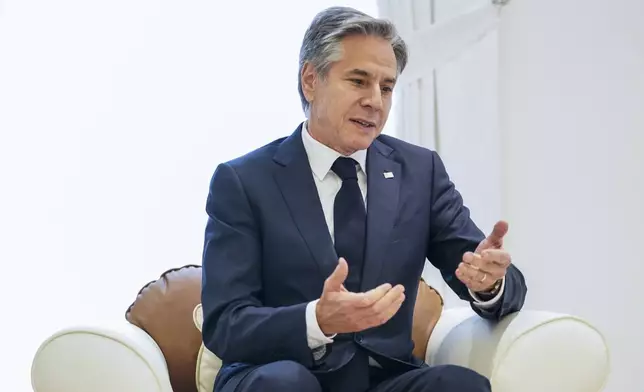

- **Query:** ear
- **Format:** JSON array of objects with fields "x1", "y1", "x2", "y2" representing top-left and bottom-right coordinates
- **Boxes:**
[{"x1": 300, "y1": 62, "x2": 318, "y2": 106}]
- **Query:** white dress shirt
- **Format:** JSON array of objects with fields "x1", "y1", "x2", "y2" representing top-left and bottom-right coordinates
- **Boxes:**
[{"x1": 300, "y1": 121, "x2": 505, "y2": 355}]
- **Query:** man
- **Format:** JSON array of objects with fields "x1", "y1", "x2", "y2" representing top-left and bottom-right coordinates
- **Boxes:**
[{"x1": 201, "y1": 6, "x2": 527, "y2": 392}]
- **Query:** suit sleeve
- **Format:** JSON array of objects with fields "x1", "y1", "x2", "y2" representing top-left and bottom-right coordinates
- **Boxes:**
[
  {"x1": 201, "y1": 162, "x2": 314, "y2": 366},
  {"x1": 426, "y1": 151, "x2": 527, "y2": 320}
]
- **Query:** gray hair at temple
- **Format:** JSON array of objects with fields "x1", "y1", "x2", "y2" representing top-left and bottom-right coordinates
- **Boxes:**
[{"x1": 297, "y1": 6, "x2": 409, "y2": 114}]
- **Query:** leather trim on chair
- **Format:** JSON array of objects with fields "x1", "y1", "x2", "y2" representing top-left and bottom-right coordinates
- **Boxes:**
[{"x1": 125, "y1": 264, "x2": 203, "y2": 392}]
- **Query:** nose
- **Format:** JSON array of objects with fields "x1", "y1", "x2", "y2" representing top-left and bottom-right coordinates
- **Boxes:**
[{"x1": 361, "y1": 85, "x2": 384, "y2": 111}]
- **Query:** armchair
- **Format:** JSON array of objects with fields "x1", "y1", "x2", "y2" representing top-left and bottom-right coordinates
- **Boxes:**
[{"x1": 30, "y1": 265, "x2": 609, "y2": 392}]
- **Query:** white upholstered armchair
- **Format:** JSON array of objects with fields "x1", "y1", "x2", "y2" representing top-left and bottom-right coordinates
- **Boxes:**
[{"x1": 31, "y1": 266, "x2": 610, "y2": 392}]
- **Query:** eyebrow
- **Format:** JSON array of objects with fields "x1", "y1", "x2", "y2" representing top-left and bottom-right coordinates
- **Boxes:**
[{"x1": 347, "y1": 68, "x2": 396, "y2": 85}]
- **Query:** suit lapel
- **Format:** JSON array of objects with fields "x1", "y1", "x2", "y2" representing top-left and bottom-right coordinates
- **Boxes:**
[
  {"x1": 361, "y1": 139, "x2": 401, "y2": 291},
  {"x1": 273, "y1": 125, "x2": 338, "y2": 279}
]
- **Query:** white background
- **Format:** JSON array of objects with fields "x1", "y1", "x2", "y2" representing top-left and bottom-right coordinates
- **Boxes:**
[
  {"x1": 384, "y1": 0, "x2": 643, "y2": 390},
  {"x1": 499, "y1": 0, "x2": 643, "y2": 390},
  {"x1": 0, "y1": 1, "x2": 383, "y2": 390}
]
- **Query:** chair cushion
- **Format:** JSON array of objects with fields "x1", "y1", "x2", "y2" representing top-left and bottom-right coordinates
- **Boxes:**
[
  {"x1": 193, "y1": 304, "x2": 222, "y2": 392},
  {"x1": 125, "y1": 265, "x2": 203, "y2": 392}
]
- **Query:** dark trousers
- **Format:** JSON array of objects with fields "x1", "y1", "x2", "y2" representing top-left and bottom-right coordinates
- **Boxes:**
[{"x1": 227, "y1": 358, "x2": 491, "y2": 392}]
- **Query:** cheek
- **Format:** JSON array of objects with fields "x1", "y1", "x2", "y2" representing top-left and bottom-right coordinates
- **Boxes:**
[
  {"x1": 320, "y1": 91, "x2": 344, "y2": 114},
  {"x1": 382, "y1": 99, "x2": 392, "y2": 115}
]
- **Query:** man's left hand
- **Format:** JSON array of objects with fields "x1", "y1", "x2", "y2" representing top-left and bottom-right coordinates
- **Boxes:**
[{"x1": 456, "y1": 220, "x2": 512, "y2": 293}]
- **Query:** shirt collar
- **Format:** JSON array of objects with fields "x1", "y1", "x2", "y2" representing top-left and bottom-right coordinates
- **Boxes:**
[{"x1": 301, "y1": 121, "x2": 367, "y2": 181}]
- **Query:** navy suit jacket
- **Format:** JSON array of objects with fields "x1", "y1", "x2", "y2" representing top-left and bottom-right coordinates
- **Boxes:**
[{"x1": 201, "y1": 124, "x2": 527, "y2": 391}]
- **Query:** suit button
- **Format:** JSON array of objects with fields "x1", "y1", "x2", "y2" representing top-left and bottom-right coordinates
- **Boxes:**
[{"x1": 356, "y1": 334, "x2": 363, "y2": 343}]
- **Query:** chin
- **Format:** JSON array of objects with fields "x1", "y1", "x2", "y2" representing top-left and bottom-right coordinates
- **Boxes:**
[{"x1": 351, "y1": 134, "x2": 376, "y2": 151}]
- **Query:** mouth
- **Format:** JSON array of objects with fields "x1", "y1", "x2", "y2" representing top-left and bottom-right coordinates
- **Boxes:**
[{"x1": 350, "y1": 118, "x2": 377, "y2": 130}]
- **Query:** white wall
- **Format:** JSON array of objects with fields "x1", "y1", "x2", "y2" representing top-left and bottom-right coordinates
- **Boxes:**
[
  {"x1": 0, "y1": 1, "x2": 380, "y2": 390},
  {"x1": 499, "y1": 0, "x2": 644, "y2": 390},
  {"x1": 383, "y1": 0, "x2": 642, "y2": 389}
]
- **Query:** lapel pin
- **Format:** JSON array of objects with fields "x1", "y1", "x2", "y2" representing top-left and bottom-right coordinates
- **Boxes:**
[{"x1": 383, "y1": 171, "x2": 394, "y2": 179}]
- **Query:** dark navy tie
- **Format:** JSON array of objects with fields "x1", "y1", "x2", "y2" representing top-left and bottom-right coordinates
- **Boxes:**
[{"x1": 331, "y1": 157, "x2": 366, "y2": 293}]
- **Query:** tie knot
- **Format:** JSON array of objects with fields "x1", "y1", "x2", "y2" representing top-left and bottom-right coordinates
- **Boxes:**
[{"x1": 331, "y1": 157, "x2": 358, "y2": 181}]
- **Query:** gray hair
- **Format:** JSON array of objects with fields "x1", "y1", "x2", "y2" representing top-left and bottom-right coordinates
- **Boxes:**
[{"x1": 297, "y1": 6, "x2": 408, "y2": 114}]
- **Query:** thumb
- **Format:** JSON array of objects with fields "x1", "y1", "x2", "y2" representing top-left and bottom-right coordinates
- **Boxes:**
[
  {"x1": 487, "y1": 220, "x2": 509, "y2": 247},
  {"x1": 325, "y1": 258, "x2": 349, "y2": 293}
]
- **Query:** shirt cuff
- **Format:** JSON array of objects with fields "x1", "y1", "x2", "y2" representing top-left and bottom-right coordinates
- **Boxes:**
[
  {"x1": 305, "y1": 299, "x2": 336, "y2": 349},
  {"x1": 469, "y1": 276, "x2": 506, "y2": 309}
]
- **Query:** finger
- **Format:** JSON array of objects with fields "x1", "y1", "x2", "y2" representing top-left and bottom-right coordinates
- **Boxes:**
[
  {"x1": 457, "y1": 262, "x2": 504, "y2": 291},
  {"x1": 456, "y1": 262, "x2": 479, "y2": 282},
  {"x1": 460, "y1": 262, "x2": 490, "y2": 281},
  {"x1": 364, "y1": 290, "x2": 405, "y2": 328},
  {"x1": 463, "y1": 259, "x2": 504, "y2": 279},
  {"x1": 324, "y1": 258, "x2": 349, "y2": 293},
  {"x1": 456, "y1": 262, "x2": 487, "y2": 291},
  {"x1": 369, "y1": 284, "x2": 405, "y2": 315},
  {"x1": 456, "y1": 266, "x2": 483, "y2": 291},
  {"x1": 355, "y1": 283, "x2": 394, "y2": 307},
  {"x1": 465, "y1": 252, "x2": 507, "y2": 276},
  {"x1": 481, "y1": 249, "x2": 511, "y2": 267},
  {"x1": 463, "y1": 252, "x2": 483, "y2": 269},
  {"x1": 487, "y1": 220, "x2": 509, "y2": 248},
  {"x1": 483, "y1": 264, "x2": 505, "y2": 280},
  {"x1": 455, "y1": 266, "x2": 474, "y2": 288}
]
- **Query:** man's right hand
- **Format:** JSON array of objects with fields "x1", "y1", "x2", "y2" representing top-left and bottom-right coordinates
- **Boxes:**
[{"x1": 315, "y1": 258, "x2": 406, "y2": 335}]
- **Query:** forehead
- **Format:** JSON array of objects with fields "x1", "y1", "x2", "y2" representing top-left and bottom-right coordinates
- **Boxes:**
[{"x1": 332, "y1": 35, "x2": 398, "y2": 81}]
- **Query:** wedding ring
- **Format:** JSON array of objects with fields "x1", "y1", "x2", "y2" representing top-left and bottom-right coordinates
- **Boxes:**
[{"x1": 480, "y1": 273, "x2": 487, "y2": 283}]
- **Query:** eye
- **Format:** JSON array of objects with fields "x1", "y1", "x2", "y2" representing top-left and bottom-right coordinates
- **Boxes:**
[
  {"x1": 381, "y1": 86, "x2": 393, "y2": 94},
  {"x1": 350, "y1": 79, "x2": 365, "y2": 86}
]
